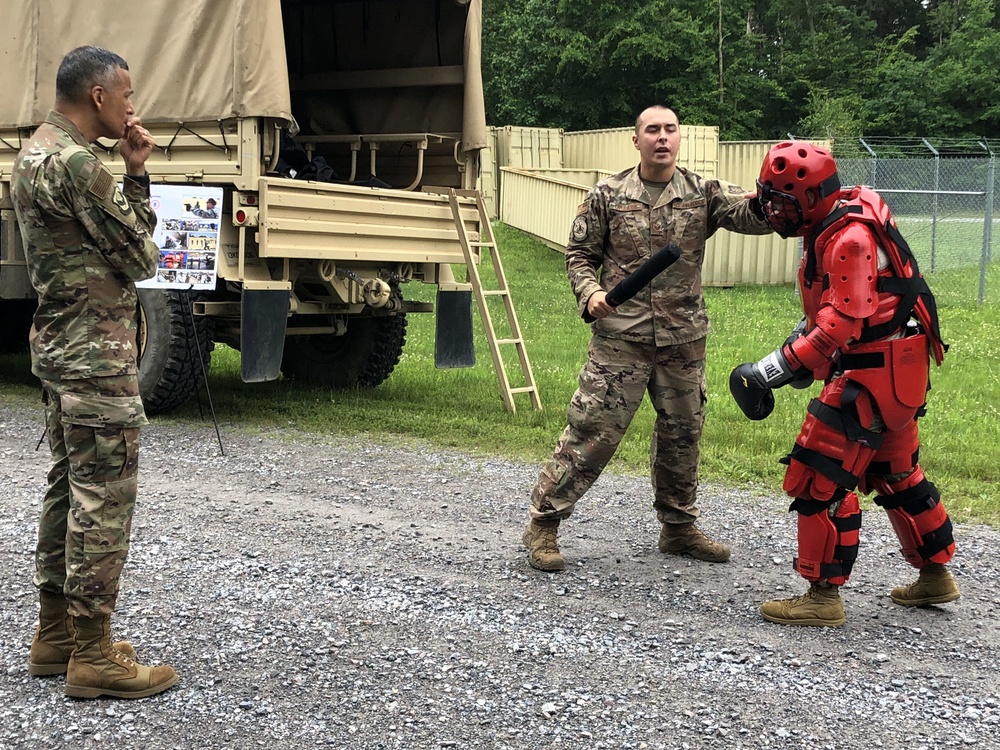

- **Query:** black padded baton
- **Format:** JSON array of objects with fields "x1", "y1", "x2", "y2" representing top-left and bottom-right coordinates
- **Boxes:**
[{"x1": 582, "y1": 243, "x2": 682, "y2": 323}]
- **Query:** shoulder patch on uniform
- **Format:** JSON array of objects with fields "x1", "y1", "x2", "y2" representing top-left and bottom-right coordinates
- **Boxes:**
[
  {"x1": 571, "y1": 214, "x2": 588, "y2": 242},
  {"x1": 575, "y1": 201, "x2": 589, "y2": 217},
  {"x1": 111, "y1": 185, "x2": 132, "y2": 215},
  {"x1": 90, "y1": 169, "x2": 115, "y2": 201},
  {"x1": 62, "y1": 145, "x2": 116, "y2": 202}
]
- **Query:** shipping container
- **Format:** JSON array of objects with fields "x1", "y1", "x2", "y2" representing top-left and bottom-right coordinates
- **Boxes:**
[{"x1": 562, "y1": 125, "x2": 718, "y2": 178}]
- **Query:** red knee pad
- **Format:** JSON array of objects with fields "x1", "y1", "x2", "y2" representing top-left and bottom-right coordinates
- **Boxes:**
[
  {"x1": 875, "y1": 468, "x2": 955, "y2": 568},
  {"x1": 792, "y1": 492, "x2": 862, "y2": 585}
]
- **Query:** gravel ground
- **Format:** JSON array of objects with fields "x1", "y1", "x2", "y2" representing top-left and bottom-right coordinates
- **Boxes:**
[{"x1": 0, "y1": 403, "x2": 998, "y2": 750}]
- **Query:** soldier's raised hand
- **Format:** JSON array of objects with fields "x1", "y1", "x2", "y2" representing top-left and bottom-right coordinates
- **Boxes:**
[{"x1": 120, "y1": 116, "x2": 155, "y2": 175}]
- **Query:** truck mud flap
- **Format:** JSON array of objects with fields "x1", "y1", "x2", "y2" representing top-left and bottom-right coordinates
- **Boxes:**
[
  {"x1": 434, "y1": 289, "x2": 475, "y2": 368},
  {"x1": 241, "y1": 289, "x2": 289, "y2": 382}
]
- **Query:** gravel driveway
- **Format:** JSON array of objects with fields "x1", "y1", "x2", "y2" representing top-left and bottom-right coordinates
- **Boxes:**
[{"x1": 1, "y1": 403, "x2": 997, "y2": 750}]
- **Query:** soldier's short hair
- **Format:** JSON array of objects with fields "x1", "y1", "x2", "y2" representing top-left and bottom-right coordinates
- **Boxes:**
[
  {"x1": 634, "y1": 104, "x2": 681, "y2": 133},
  {"x1": 56, "y1": 46, "x2": 129, "y2": 104}
]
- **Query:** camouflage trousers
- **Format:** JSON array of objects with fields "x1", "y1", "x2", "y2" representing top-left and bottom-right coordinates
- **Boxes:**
[
  {"x1": 530, "y1": 335, "x2": 706, "y2": 524},
  {"x1": 35, "y1": 375, "x2": 147, "y2": 617}
]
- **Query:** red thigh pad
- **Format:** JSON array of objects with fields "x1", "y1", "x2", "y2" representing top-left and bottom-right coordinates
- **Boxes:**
[{"x1": 783, "y1": 384, "x2": 877, "y2": 502}]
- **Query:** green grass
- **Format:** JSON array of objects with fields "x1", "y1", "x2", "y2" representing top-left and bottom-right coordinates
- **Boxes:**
[{"x1": 2, "y1": 222, "x2": 998, "y2": 524}]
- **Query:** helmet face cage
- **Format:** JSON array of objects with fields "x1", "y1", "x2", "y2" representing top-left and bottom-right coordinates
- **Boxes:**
[{"x1": 756, "y1": 179, "x2": 804, "y2": 238}]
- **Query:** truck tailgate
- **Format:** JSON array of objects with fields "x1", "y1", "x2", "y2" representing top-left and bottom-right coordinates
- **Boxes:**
[{"x1": 257, "y1": 176, "x2": 479, "y2": 263}]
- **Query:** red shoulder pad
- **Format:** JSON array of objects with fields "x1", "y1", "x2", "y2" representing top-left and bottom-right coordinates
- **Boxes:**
[{"x1": 821, "y1": 223, "x2": 879, "y2": 319}]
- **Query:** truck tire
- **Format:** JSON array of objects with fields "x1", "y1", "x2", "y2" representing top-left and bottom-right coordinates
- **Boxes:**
[
  {"x1": 138, "y1": 289, "x2": 215, "y2": 415},
  {"x1": 0, "y1": 299, "x2": 35, "y2": 354},
  {"x1": 281, "y1": 313, "x2": 407, "y2": 389}
]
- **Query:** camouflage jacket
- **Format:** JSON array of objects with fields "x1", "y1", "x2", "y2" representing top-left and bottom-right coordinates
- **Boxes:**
[
  {"x1": 567, "y1": 165, "x2": 771, "y2": 347},
  {"x1": 10, "y1": 111, "x2": 159, "y2": 379}
]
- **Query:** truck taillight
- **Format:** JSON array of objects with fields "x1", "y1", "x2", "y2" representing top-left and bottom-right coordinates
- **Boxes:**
[{"x1": 233, "y1": 207, "x2": 258, "y2": 226}]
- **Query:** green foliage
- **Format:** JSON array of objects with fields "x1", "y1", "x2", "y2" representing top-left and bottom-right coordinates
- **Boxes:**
[{"x1": 482, "y1": 0, "x2": 1000, "y2": 141}]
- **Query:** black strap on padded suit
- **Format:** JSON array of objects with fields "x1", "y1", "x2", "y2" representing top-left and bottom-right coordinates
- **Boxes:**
[
  {"x1": 807, "y1": 396, "x2": 884, "y2": 451},
  {"x1": 779, "y1": 444, "x2": 861, "y2": 491},
  {"x1": 838, "y1": 351, "x2": 885, "y2": 370},
  {"x1": 880, "y1": 219, "x2": 947, "y2": 349},
  {"x1": 874, "y1": 480, "x2": 953, "y2": 560},
  {"x1": 840, "y1": 380, "x2": 886, "y2": 450},
  {"x1": 873, "y1": 477, "x2": 941, "y2": 513},
  {"x1": 858, "y1": 277, "x2": 921, "y2": 343},
  {"x1": 918, "y1": 518, "x2": 955, "y2": 559},
  {"x1": 867, "y1": 448, "x2": 920, "y2": 477}
]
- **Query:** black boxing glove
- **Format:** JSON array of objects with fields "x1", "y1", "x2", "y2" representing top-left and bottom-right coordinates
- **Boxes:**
[{"x1": 729, "y1": 348, "x2": 796, "y2": 421}]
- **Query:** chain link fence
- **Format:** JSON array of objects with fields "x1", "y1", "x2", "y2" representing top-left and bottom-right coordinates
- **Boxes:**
[{"x1": 833, "y1": 145, "x2": 997, "y2": 307}]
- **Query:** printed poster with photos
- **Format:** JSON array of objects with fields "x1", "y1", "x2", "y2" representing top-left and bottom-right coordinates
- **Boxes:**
[{"x1": 136, "y1": 185, "x2": 224, "y2": 291}]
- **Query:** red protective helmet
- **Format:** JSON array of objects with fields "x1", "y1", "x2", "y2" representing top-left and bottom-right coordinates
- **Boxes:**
[{"x1": 757, "y1": 142, "x2": 841, "y2": 238}]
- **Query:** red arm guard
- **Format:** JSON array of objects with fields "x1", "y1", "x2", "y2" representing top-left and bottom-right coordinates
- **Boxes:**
[{"x1": 784, "y1": 306, "x2": 862, "y2": 373}]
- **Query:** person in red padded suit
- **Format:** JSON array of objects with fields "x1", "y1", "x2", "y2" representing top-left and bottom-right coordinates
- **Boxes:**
[{"x1": 730, "y1": 141, "x2": 960, "y2": 626}]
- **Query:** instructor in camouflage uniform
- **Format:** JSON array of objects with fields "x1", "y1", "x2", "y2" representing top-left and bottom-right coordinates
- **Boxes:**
[
  {"x1": 11, "y1": 46, "x2": 178, "y2": 698},
  {"x1": 523, "y1": 105, "x2": 772, "y2": 571}
]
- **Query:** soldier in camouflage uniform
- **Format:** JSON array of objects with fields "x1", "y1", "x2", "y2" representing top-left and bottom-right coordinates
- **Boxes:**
[
  {"x1": 523, "y1": 105, "x2": 772, "y2": 572},
  {"x1": 11, "y1": 46, "x2": 178, "y2": 699}
]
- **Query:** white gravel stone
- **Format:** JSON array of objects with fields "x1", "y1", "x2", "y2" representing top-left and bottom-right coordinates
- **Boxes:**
[{"x1": 0, "y1": 403, "x2": 997, "y2": 750}]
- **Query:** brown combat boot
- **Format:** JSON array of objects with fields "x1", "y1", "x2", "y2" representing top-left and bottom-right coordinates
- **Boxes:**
[
  {"x1": 760, "y1": 582, "x2": 846, "y2": 627},
  {"x1": 29, "y1": 589, "x2": 136, "y2": 677},
  {"x1": 890, "y1": 562, "x2": 961, "y2": 607},
  {"x1": 522, "y1": 519, "x2": 565, "y2": 572},
  {"x1": 658, "y1": 522, "x2": 731, "y2": 563},
  {"x1": 65, "y1": 615, "x2": 178, "y2": 699}
]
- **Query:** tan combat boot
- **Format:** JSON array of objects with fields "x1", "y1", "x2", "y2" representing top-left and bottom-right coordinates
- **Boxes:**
[
  {"x1": 65, "y1": 615, "x2": 178, "y2": 699},
  {"x1": 890, "y1": 562, "x2": 961, "y2": 606},
  {"x1": 522, "y1": 519, "x2": 565, "y2": 572},
  {"x1": 658, "y1": 522, "x2": 732, "y2": 563},
  {"x1": 760, "y1": 582, "x2": 846, "y2": 627},
  {"x1": 29, "y1": 589, "x2": 136, "y2": 677}
]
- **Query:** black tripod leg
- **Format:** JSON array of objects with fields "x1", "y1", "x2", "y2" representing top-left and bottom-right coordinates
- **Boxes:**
[{"x1": 181, "y1": 287, "x2": 225, "y2": 456}]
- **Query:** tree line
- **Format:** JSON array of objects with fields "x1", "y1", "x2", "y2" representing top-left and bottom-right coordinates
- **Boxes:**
[{"x1": 482, "y1": 0, "x2": 1000, "y2": 144}]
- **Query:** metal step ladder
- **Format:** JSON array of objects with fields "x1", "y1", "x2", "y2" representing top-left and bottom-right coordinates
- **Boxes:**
[{"x1": 446, "y1": 188, "x2": 542, "y2": 413}]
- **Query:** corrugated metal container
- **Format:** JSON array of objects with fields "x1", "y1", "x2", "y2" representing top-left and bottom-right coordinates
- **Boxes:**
[
  {"x1": 498, "y1": 168, "x2": 589, "y2": 250},
  {"x1": 704, "y1": 227, "x2": 801, "y2": 286},
  {"x1": 479, "y1": 128, "x2": 500, "y2": 218},
  {"x1": 493, "y1": 136, "x2": 829, "y2": 286},
  {"x1": 704, "y1": 140, "x2": 802, "y2": 285},
  {"x1": 494, "y1": 126, "x2": 563, "y2": 169},
  {"x1": 562, "y1": 125, "x2": 718, "y2": 177},
  {"x1": 517, "y1": 168, "x2": 608, "y2": 188},
  {"x1": 497, "y1": 159, "x2": 799, "y2": 286}
]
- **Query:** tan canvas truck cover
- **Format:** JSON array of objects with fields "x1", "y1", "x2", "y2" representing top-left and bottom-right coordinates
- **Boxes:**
[
  {"x1": 1, "y1": 0, "x2": 503, "y2": 412},
  {"x1": 0, "y1": 0, "x2": 486, "y2": 151}
]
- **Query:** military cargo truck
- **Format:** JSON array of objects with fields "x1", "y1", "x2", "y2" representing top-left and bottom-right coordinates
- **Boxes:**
[{"x1": 0, "y1": 0, "x2": 487, "y2": 413}]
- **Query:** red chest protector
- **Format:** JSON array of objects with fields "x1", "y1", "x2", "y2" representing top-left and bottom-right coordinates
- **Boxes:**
[{"x1": 801, "y1": 186, "x2": 947, "y2": 365}]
